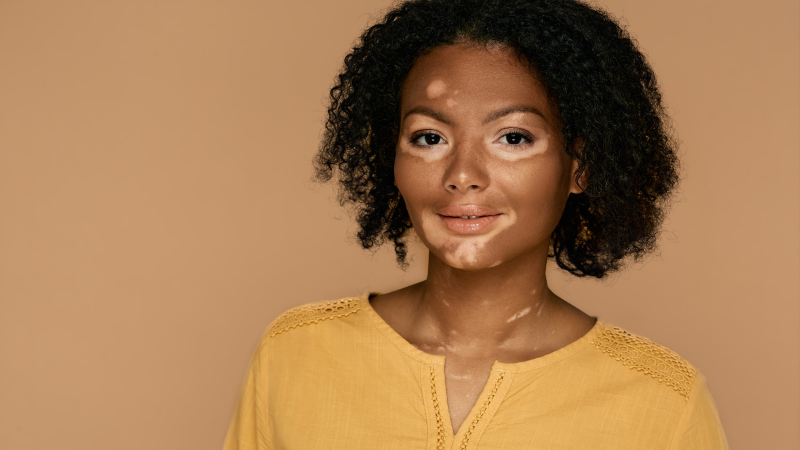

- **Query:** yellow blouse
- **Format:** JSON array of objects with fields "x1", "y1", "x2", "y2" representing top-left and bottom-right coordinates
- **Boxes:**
[{"x1": 223, "y1": 294, "x2": 727, "y2": 450}]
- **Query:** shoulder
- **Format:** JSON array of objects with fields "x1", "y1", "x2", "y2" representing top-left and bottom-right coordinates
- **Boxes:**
[
  {"x1": 267, "y1": 295, "x2": 364, "y2": 338},
  {"x1": 589, "y1": 322, "x2": 699, "y2": 401}
]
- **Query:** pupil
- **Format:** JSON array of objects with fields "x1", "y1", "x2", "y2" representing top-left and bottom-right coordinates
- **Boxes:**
[
  {"x1": 424, "y1": 134, "x2": 440, "y2": 145},
  {"x1": 507, "y1": 133, "x2": 522, "y2": 144}
]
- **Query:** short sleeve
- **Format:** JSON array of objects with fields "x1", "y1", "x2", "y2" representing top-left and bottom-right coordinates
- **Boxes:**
[
  {"x1": 223, "y1": 335, "x2": 272, "y2": 450},
  {"x1": 668, "y1": 372, "x2": 728, "y2": 450}
]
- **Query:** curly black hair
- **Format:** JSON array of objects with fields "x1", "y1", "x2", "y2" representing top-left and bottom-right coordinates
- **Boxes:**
[{"x1": 314, "y1": 0, "x2": 679, "y2": 278}]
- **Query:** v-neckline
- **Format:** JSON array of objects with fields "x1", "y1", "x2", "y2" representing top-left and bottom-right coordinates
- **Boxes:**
[{"x1": 359, "y1": 292, "x2": 605, "y2": 448}]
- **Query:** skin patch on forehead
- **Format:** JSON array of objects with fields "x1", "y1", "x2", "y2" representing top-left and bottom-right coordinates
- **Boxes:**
[{"x1": 426, "y1": 79, "x2": 447, "y2": 99}]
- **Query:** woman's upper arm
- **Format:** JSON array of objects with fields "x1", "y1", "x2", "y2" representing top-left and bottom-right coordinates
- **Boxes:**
[
  {"x1": 668, "y1": 372, "x2": 728, "y2": 450},
  {"x1": 223, "y1": 335, "x2": 272, "y2": 450}
]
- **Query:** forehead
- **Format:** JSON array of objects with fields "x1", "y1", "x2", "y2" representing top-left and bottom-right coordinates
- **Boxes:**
[{"x1": 400, "y1": 43, "x2": 553, "y2": 116}]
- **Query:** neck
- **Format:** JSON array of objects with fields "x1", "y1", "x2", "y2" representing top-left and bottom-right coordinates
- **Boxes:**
[{"x1": 408, "y1": 247, "x2": 563, "y2": 355}]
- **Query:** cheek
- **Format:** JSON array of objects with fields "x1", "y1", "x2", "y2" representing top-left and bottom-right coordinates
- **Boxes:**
[
  {"x1": 492, "y1": 138, "x2": 550, "y2": 162},
  {"x1": 504, "y1": 158, "x2": 573, "y2": 227},
  {"x1": 394, "y1": 154, "x2": 437, "y2": 216},
  {"x1": 399, "y1": 143, "x2": 448, "y2": 163}
]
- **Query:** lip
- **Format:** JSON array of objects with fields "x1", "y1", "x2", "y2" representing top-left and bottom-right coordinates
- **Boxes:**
[
  {"x1": 436, "y1": 204, "x2": 503, "y2": 235},
  {"x1": 437, "y1": 204, "x2": 502, "y2": 217}
]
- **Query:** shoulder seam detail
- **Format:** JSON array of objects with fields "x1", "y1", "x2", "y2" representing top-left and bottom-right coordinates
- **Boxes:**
[
  {"x1": 591, "y1": 325, "x2": 697, "y2": 401},
  {"x1": 268, "y1": 297, "x2": 361, "y2": 338}
]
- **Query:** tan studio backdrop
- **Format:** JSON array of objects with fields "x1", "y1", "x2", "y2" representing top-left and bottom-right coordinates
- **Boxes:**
[{"x1": 0, "y1": 0, "x2": 797, "y2": 449}]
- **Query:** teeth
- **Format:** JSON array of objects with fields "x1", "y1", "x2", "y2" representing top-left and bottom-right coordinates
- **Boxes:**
[{"x1": 459, "y1": 216, "x2": 479, "y2": 219}]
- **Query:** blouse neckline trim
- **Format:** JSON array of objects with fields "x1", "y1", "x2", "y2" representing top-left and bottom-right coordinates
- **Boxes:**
[
  {"x1": 359, "y1": 292, "x2": 446, "y2": 365},
  {"x1": 358, "y1": 292, "x2": 605, "y2": 373}
]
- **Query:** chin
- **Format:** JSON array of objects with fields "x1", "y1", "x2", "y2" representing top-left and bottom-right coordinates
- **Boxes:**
[{"x1": 441, "y1": 252, "x2": 505, "y2": 271}]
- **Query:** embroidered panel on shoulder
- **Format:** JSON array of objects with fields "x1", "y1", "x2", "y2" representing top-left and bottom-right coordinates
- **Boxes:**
[
  {"x1": 268, "y1": 297, "x2": 362, "y2": 338},
  {"x1": 592, "y1": 325, "x2": 697, "y2": 401}
]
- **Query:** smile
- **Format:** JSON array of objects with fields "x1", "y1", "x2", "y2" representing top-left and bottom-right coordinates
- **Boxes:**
[{"x1": 437, "y1": 213, "x2": 502, "y2": 234}]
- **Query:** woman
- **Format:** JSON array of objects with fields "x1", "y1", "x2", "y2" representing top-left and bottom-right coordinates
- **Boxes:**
[{"x1": 224, "y1": 0, "x2": 728, "y2": 448}]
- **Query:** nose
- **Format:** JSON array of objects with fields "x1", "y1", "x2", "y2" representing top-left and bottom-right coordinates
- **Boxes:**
[{"x1": 442, "y1": 140, "x2": 490, "y2": 194}]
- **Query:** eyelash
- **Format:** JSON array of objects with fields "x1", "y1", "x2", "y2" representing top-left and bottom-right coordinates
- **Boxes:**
[
  {"x1": 409, "y1": 130, "x2": 444, "y2": 148},
  {"x1": 408, "y1": 129, "x2": 534, "y2": 148},
  {"x1": 498, "y1": 128, "x2": 534, "y2": 146}
]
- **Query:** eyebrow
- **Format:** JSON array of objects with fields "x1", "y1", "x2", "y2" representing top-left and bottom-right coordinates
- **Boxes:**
[
  {"x1": 402, "y1": 106, "x2": 452, "y2": 125},
  {"x1": 401, "y1": 105, "x2": 546, "y2": 126},
  {"x1": 482, "y1": 106, "x2": 546, "y2": 125}
]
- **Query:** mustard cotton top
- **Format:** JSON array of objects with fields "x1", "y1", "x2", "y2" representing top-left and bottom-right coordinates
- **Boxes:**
[{"x1": 224, "y1": 294, "x2": 728, "y2": 450}]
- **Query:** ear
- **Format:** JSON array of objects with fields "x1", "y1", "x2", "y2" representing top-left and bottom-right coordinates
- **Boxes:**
[{"x1": 568, "y1": 138, "x2": 587, "y2": 194}]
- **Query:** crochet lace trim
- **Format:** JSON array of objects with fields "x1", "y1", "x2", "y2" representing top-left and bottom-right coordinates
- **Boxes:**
[
  {"x1": 459, "y1": 372, "x2": 505, "y2": 450},
  {"x1": 428, "y1": 365, "x2": 507, "y2": 450},
  {"x1": 429, "y1": 366, "x2": 447, "y2": 450},
  {"x1": 268, "y1": 297, "x2": 361, "y2": 338},
  {"x1": 592, "y1": 325, "x2": 696, "y2": 400}
]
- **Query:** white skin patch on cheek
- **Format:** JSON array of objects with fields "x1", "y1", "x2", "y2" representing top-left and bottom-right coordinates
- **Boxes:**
[
  {"x1": 399, "y1": 143, "x2": 446, "y2": 163},
  {"x1": 494, "y1": 138, "x2": 549, "y2": 162}
]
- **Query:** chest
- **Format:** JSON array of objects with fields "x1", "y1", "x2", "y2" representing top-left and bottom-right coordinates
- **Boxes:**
[{"x1": 442, "y1": 356, "x2": 497, "y2": 434}]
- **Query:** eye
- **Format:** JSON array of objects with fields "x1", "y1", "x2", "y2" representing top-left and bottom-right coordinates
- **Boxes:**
[
  {"x1": 499, "y1": 132, "x2": 531, "y2": 145},
  {"x1": 411, "y1": 132, "x2": 445, "y2": 147}
]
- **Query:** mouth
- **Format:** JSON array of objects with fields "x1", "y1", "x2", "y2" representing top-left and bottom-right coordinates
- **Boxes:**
[
  {"x1": 437, "y1": 204, "x2": 502, "y2": 218},
  {"x1": 436, "y1": 205, "x2": 503, "y2": 234},
  {"x1": 438, "y1": 214, "x2": 501, "y2": 220}
]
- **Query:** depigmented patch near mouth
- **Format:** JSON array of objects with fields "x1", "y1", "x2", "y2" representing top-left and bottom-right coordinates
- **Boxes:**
[
  {"x1": 420, "y1": 210, "x2": 517, "y2": 269},
  {"x1": 451, "y1": 240, "x2": 481, "y2": 266}
]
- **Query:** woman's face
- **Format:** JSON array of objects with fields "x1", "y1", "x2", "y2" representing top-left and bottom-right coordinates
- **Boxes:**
[{"x1": 395, "y1": 43, "x2": 582, "y2": 270}]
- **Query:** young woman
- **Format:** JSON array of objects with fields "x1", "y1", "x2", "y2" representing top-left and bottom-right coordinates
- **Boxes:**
[{"x1": 224, "y1": 0, "x2": 727, "y2": 448}]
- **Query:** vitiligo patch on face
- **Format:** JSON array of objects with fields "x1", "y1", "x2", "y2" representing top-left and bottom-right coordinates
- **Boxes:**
[
  {"x1": 451, "y1": 240, "x2": 483, "y2": 266},
  {"x1": 426, "y1": 79, "x2": 447, "y2": 99},
  {"x1": 400, "y1": 143, "x2": 447, "y2": 162},
  {"x1": 493, "y1": 136, "x2": 549, "y2": 162},
  {"x1": 422, "y1": 210, "x2": 517, "y2": 269}
]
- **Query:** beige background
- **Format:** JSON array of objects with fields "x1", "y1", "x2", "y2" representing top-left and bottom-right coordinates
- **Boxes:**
[{"x1": 0, "y1": 0, "x2": 797, "y2": 449}]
